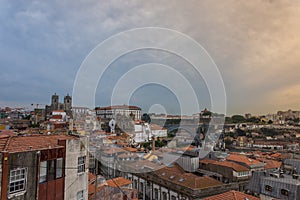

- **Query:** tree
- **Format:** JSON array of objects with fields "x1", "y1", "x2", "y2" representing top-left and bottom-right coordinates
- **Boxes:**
[
  {"x1": 231, "y1": 115, "x2": 246, "y2": 123},
  {"x1": 225, "y1": 117, "x2": 233, "y2": 124},
  {"x1": 247, "y1": 117, "x2": 260, "y2": 124},
  {"x1": 236, "y1": 128, "x2": 246, "y2": 136},
  {"x1": 141, "y1": 113, "x2": 151, "y2": 123},
  {"x1": 225, "y1": 138, "x2": 233, "y2": 146}
]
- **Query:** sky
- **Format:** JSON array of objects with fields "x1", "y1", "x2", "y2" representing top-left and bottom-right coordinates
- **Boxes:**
[{"x1": 1, "y1": 0, "x2": 300, "y2": 115}]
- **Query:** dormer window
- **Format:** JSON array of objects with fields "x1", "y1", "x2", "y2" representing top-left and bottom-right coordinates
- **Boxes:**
[
  {"x1": 169, "y1": 175, "x2": 175, "y2": 179},
  {"x1": 281, "y1": 189, "x2": 289, "y2": 196},
  {"x1": 265, "y1": 185, "x2": 272, "y2": 192}
]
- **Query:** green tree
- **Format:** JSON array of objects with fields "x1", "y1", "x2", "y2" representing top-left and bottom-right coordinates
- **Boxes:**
[
  {"x1": 247, "y1": 117, "x2": 260, "y2": 123},
  {"x1": 231, "y1": 115, "x2": 246, "y2": 123},
  {"x1": 225, "y1": 138, "x2": 233, "y2": 146}
]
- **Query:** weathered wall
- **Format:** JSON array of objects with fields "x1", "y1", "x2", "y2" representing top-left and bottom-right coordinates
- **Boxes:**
[
  {"x1": 8, "y1": 151, "x2": 38, "y2": 200},
  {"x1": 64, "y1": 137, "x2": 88, "y2": 200}
]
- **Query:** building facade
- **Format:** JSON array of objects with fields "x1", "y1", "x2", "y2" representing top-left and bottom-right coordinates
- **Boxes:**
[
  {"x1": 0, "y1": 134, "x2": 88, "y2": 200},
  {"x1": 95, "y1": 105, "x2": 141, "y2": 121}
]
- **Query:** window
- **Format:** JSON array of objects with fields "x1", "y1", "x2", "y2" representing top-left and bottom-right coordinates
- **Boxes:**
[
  {"x1": 39, "y1": 161, "x2": 47, "y2": 183},
  {"x1": 154, "y1": 188, "x2": 159, "y2": 199},
  {"x1": 78, "y1": 156, "x2": 86, "y2": 173},
  {"x1": 56, "y1": 158, "x2": 63, "y2": 178},
  {"x1": 47, "y1": 160, "x2": 55, "y2": 181},
  {"x1": 40, "y1": 159, "x2": 63, "y2": 183},
  {"x1": 162, "y1": 192, "x2": 167, "y2": 200},
  {"x1": 265, "y1": 185, "x2": 272, "y2": 192},
  {"x1": 9, "y1": 168, "x2": 27, "y2": 194},
  {"x1": 171, "y1": 195, "x2": 177, "y2": 200},
  {"x1": 140, "y1": 182, "x2": 144, "y2": 192},
  {"x1": 133, "y1": 180, "x2": 137, "y2": 189},
  {"x1": 281, "y1": 189, "x2": 289, "y2": 196},
  {"x1": 77, "y1": 190, "x2": 84, "y2": 200}
]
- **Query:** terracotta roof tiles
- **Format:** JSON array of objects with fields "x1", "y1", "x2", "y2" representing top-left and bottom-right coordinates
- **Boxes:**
[
  {"x1": 0, "y1": 134, "x2": 79, "y2": 153},
  {"x1": 200, "y1": 159, "x2": 249, "y2": 172},
  {"x1": 106, "y1": 177, "x2": 132, "y2": 187},
  {"x1": 203, "y1": 190, "x2": 259, "y2": 200},
  {"x1": 155, "y1": 164, "x2": 223, "y2": 189},
  {"x1": 227, "y1": 154, "x2": 263, "y2": 166}
]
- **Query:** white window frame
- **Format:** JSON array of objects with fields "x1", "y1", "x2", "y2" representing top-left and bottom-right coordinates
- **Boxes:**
[
  {"x1": 56, "y1": 158, "x2": 63, "y2": 179},
  {"x1": 77, "y1": 190, "x2": 84, "y2": 200},
  {"x1": 39, "y1": 161, "x2": 47, "y2": 183},
  {"x1": 9, "y1": 168, "x2": 27, "y2": 194},
  {"x1": 78, "y1": 156, "x2": 86, "y2": 174}
]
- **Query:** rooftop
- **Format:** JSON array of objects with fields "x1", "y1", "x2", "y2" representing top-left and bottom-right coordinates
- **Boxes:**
[
  {"x1": 96, "y1": 105, "x2": 141, "y2": 110},
  {"x1": 155, "y1": 164, "x2": 223, "y2": 190},
  {"x1": 203, "y1": 190, "x2": 259, "y2": 200},
  {"x1": 0, "y1": 134, "x2": 79, "y2": 153},
  {"x1": 106, "y1": 177, "x2": 132, "y2": 188},
  {"x1": 227, "y1": 154, "x2": 263, "y2": 166},
  {"x1": 200, "y1": 159, "x2": 249, "y2": 172}
]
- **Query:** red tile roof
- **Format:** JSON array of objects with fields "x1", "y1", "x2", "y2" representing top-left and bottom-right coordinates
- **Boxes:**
[
  {"x1": 155, "y1": 164, "x2": 223, "y2": 189},
  {"x1": 0, "y1": 134, "x2": 79, "y2": 153},
  {"x1": 0, "y1": 130, "x2": 15, "y2": 136},
  {"x1": 201, "y1": 159, "x2": 249, "y2": 172},
  {"x1": 203, "y1": 190, "x2": 259, "y2": 200},
  {"x1": 256, "y1": 158, "x2": 282, "y2": 170},
  {"x1": 51, "y1": 115, "x2": 63, "y2": 119},
  {"x1": 227, "y1": 154, "x2": 263, "y2": 166},
  {"x1": 0, "y1": 135, "x2": 10, "y2": 151},
  {"x1": 106, "y1": 177, "x2": 132, "y2": 187}
]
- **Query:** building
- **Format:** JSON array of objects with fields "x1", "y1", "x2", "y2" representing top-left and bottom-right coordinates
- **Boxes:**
[
  {"x1": 122, "y1": 162, "x2": 250, "y2": 200},
  {"x1": 89, "y1": 176, "x2": 138, "y2": 200},
  {"x1": 95, "y1": 105, "x2": 141, "y2": 121},
  {"x1": 133, "y1": 122, "x2": 167, "y2": 144},
  {"x1": 226, "y1": 154, "x2": 265, "y2": 172},
  {"x1": 199, "y1": 159, "x2": 251, "y2": 183},
  {"x1": 247, "y1": 170, "x2": 300, "y2": 200},
  {"x1": 0, "y1": 134, "x2": 88, "y2": 200},
  {"x1": 46, "y1": 93, "x2": 72, "y2": 117},
  {"x1": 203, "y1": 190, "x2": 259, "y2": 200}
]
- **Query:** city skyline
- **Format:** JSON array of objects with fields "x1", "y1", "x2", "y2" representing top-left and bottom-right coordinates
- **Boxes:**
[{"x1": 1, "y1": 1, "x2": 300, "y2": 115}]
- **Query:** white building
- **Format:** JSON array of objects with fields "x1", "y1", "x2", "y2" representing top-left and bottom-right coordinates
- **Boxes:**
[
  {"x1": 133, "y1": 123, "x2": 167, "y2": 144},
  {"x1": 95, "y1": 105, "x2": 141, "y2": 120},
  {"x1": 50, "y1": 110, "x2": 67, "y2": 122}
]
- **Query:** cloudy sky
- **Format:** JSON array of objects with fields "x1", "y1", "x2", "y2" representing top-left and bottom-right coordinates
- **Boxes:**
[{"x1": 1, "y1": 0, "x2": 300, "y2": 115}]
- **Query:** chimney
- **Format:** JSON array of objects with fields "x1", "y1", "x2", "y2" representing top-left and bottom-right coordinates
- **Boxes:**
[{"x1": 152, "y1": 136, "x2": 155, "y2": 153}]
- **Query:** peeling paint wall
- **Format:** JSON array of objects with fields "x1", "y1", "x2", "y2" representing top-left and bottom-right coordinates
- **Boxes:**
[{"x1": 64, "y1": 137, "x2": 88, "y2": 200}]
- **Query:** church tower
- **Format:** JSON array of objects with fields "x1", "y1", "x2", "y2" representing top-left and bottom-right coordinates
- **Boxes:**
[
  {"x1": 51, "y1": 93, "x2": 59, "y2": 111},
  {"x1": 64, "y1": 94, "x2": 72, "y2": 114}
]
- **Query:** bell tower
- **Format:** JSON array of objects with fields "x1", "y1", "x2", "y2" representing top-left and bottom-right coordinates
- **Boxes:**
[
  {"x1": 64, "y1": 94, "x2": 72, "y2": 114},
  {"x1": 51, "y1": 93, "x2": 59, "y2": 111}
]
